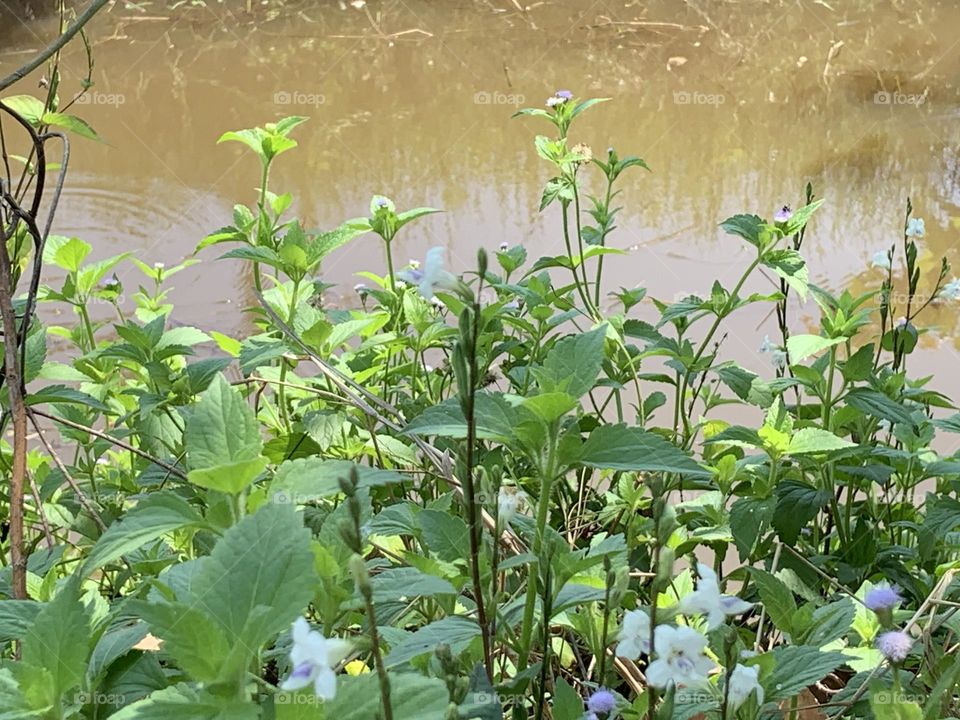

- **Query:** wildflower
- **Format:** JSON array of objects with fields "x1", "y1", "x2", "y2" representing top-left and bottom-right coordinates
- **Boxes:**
[
  {"x1": 546, "y1": 89, "x2": 573, "y2": 107},
  {"x1": 941, "y1": 278, "x2": 960, "y2": 300},
  {"x1": 894, "y1": 316, "x2": 908, "y2": 329},
  {"x1": 864, "y1": 584, "x2": 902, "y2": 612},
  {"x1": 646, "y1": 625, "x2": 715, "y2": 688},
  {"x1": 906, "y1": 217, "x2": 925, "y2": 238},
  {"x1": 408, "y1": 259, "x2": 420, "y2": 270},
  {"x1": 397, "y1": 247, "x2": 458, "y2": 298},
  {"x1": 615, "y1": 608, "x2": 652, "y2": 659},
  {"x1": 153, "y1": 262, "x2": 165, "y2": 269},
  {"x1": 774, "y1": 205, "x2": 793, "y2": 223},
  {"x1": 555, "y1": 90, "x2": 573, "y2": 100},
  {"x1": 572, "y1": 143, "x2": 594, "y2": 163},
  {"x1": 499, "y1": 242, "x2": 509, "y2": 251},
  {"x1": 280, "y1": 617, "x2": 351, "y2": 700},
  {"x1": 546, "y1": 96, "x2": 564, "y2": 108},
  {"x1": 504, "y1": 299, "x2": 521, "y2": 311},
  {"x1": 876, "y1": 630, "x2": 912, "y2": 663},
  {"x1": 353, "y1": 283, "x2": 367, "y2": 293},
  {"x1": 878, "y1": 418, "x2": 892, "y2": 432},
  {"x1": 771, "y1": 349, "x2": 788, "y2": 370},
  {"x1": 587, "y1": 688, "x2": 617, "y2": 715},
  {"x1": 758, "y1": 335, "x2": 775, "y2": 354},
  {"x1": 679, "y1": 563, "x2": 752, "y2": 630},
  {"x1": 727, "y1": 664, "x2": 764, "y2": 710},
  {"x1": 872, "y1": 251, "x2": 891, "y2": 270}
]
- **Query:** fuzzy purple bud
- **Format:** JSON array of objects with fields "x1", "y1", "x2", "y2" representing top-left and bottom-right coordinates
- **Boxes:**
[
  {"x1": 877, "y1": 630, "x2": 912, "y2": 662},
  {"x1": 864, "y1": 584, "x2": 901, "y2": 612},
  {"x1": 555, "y1": 90, "x2": 573, "y2": 100},
  {"x1": 774, "y1": 205, "x2": 793, "y2": 223},
  {"x1": 587, "y1": 689, "x2": 616, "y2": 714}
]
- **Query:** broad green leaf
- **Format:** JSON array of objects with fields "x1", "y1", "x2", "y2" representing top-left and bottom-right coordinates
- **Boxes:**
[
  {"x1": 369, "y1": 567, "x2": 456, "y2": 602},
  {"x1": 578, "y1": 424, "x2": 710, "y2": 477},
  {"x1": 720, "y1": 214, "x2": 764, "y2": 246},
  {"x1": 24, "y1": 385, "x2": 109, "y2": 411},
  {"x1": 551, "y1": 677, "x2": 584, "y2": 720},
  {"x1": 278, "y1": 673, "x2": 449, "y2": 720},
  {"x1": 780, "y1": 199, "x2": 824, "y2": 236},
  {"x1": 82, "y1": 492, "x2": 204, "y2": 574},
  {"x1": 521, "y1": 392, "x2": 577, "y2": 423},
  {"x1": 773, "y1": 480, "x2": 830, "y2": 544},
  {"x1": 110, "y1": 684, "x2": 258, "y2": 720},
  {"x1": 751, "y1": 569, "x2": 797, "y2": 635},
  {"x1": 2, "y1": 95, "x2": 45, "y2": 124},
  {"x1": 729, "y1": 496, "x2": 774, "y2": 560},
  {"x1": 187, "y1": 457, "x2": 268, "y2": 495},
  {"x1": 22, "y1": 579, "x2": 90, "y2": 702},
  {"x1": 763, "y1": 248, "x2": 809, "y2": 300},
  {"x1": 185, "y1": 374, "x2": 264, "y2": 493},
  {"x1": 785, "y1": 334, "x2": 845, "y2": 363},
  {"x1": 271, "y1": 458, "x2": 405, "y2": 504},
  {"x1": 535, "y1": 325, "x2": 606, "y2": 398},
  {"x1": 0, "y1": 667, "x2": 39, "y2": 719},
  {"x1": 42, "y1": 112, "x2": 100, "y2": 141},
  {"x1": 806, "y1": 598, "x2": 855, "y2": 647},
  {"x1": 403, "y1": 393, "x2": 516, "y2": 443},
  {"x1": 384, "y1": 616, "x2": 480, "y2": 668},
  {"x1": 0, "y1": 600, "x2": 40, "y2": 643},
  {"x1": 50, "y1": 237, "x2": 92, "y2": 273},
  {"x1": 844, "y1": 388, "x2": 916, "y2": 428},
  {"x1": 763, "y1": 646, "x2": 849, "y2": 701},
  {"x1": 420, "y1": 509, "x2": 469, "y2": 563},
  {"x1": 128, "y1": 602, "x2": 230, "y2": 682},
  {"x1": 787, "y1": 428, "x2": 855, "y2": 455}
]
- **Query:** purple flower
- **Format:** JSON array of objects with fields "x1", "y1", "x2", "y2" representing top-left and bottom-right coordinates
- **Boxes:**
[
  {"x1": 774, "y1": 205, "x2": 793, "y2": 223},
  {"x1": 587, "y1": 689, "x2": 616, "y2": 714},
  {"x1": 555, "y1": 90, "x2": 574, "y2": 100},
  {"x1": 864, "y1": 584, "x2": 901, "y2": 612},
  {"x1": 876, "y1": 630, "x2": 912, "y2": 663},
  {"x1": 375, "y1": 198, "x2": 389, "y2": 208}
]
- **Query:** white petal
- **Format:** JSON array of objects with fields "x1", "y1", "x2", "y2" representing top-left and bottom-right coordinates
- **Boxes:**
[
  {"x1": 615, "y1": 637, "x2": 641, "y2": 660},
  {"x1": 706, "y1": 607, "x2": 726, "y2": 630},
  {"x1": 324, "y1": 638, "x2": 352, "y2": 667},
  {"x1": 281, "y1": 671, "x2": 314, "y2": 691},
  {"x1": 291, "y1": 617, "x2": 312, "y2": 644},
  {"x1": 646, "y1": 660, "x2": 673, "y2": 689},
  {"x1": 721, "y1": 595, "x2": 753, "y2": 616},
  {"x1": 313, "y1": 666, "x2": 338, "y2": 701}
]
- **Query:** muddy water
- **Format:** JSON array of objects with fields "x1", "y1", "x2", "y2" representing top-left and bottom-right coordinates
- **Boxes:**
[{"x1": 2, "y1": 0, "x2": 960, "y2": 425}]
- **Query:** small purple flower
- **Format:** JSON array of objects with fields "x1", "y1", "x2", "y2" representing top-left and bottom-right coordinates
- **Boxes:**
[
  {"x1": 587, "y1": 688, "x2": 617, "y2": 714},
  {"x1": 375, "y1": 197, "x2": 389, "y2": 209},
  {"x1": 555, "y1": 90, "x2": 574, "y2": 100},
  {"x1": 864, "y1": 584, "x2": 902, "y2": 612},
  {"x1": 877, "y1": 630, "x2": 912, "y2": 663},
  {"x1": 774, "y1": 205, "x2": 793, "y2": 223}
]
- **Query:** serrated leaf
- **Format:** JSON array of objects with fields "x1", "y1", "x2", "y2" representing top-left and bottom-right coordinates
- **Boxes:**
[
  {"x1": 787, "y1": 428, "x2": 855, "y2": 455},
  {"x1": 578, "y1": 424, "x2": 710, "y2": 476},
  {"x1": 403, "y1": 393, "x2": 516, "y2": 443}
]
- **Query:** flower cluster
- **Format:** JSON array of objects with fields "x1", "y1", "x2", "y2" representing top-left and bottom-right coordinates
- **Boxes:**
[{"x1": 546, "y1": 89, "x2": 573, "y2": 108}]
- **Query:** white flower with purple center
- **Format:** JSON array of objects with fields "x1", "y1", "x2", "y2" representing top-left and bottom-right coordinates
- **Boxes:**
[
  {"x1": 727, "y1": 664, "x2": 764, "y2": 710},
  {"x1": 587, "y1": 688, "x2": 617, "y2": 715},
  {"x1": 679, "y1": 563, "x2": 753, "y2": 630},
  {"x1": 774, "y1": 205, "x2": 793, "y2": 223},
  {"x1": 876, "y1": 630, "x2": 912, "y2": 663},
  {"x1": 872, "y1": 251, "x2": 891, "y2": 270},
  {"x1": 615, "y1": 608, "x2": 652, "y2": 659},
  {"x1": 940, "y1": 278, "x2": 960, "y2": 301},
  {"x1": 864, "y1": 583, "x2": 902, "y2": 612},
  {"x1": 396, "y1": 247, "x2": 458, "y2": 299},
  {"x1": 280, "y1": 617, "x2": 351, "y2": 700},
  {"x1": 906, "y1": 217, "x2": 925, "y2": 238},
  {"x1": 646, "y1": 625, "x2": 715, "y2": 689}
]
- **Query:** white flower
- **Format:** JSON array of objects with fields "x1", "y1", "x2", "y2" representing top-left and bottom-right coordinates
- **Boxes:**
[
  {"x1": 679, "y1": 563, "x2": 753, "y2": 630},
  {"x1": 727, "y1": 664, "x2": 764, "y2": 710},
  {"x1": 280, "y1": 617, "x2": 351, "y2": 700},
  {"x1": 758, "y1": 335, "x2": 775, "y2": 354},
  {"x1": 871, "y1": 251, "x2": 891, "y2": 270},
  {"x1": 497, "y1": 486, "x2": 527, "y2": 525},
  {"x1": 615, "y1": 609, "x2": 652, "y2": 659},
  {"x1": 499, "y1": 242, "x2": 509, "y2": 251},
  {"x1": 407, "y1": 259, "x2": 420, "y2": 270},
  {"x1": 894, "y1": 316, "x2": 908, "y2": 329},
  {"x1": 878, "y1": 418, "x2": 892, "y2": 432},
  {"x1": 770, "y1": 350, "x2": 788, "y2": 370},
  {"x1": 906, "y1": 217, "x2": 925, "y2": 238},
  {"x1": 646, "y1": 625, "x2": 715, "y2": 688},
  {"x1": 397, "y1": 247, "x2": 458, "y2": 299},
  {"x1": 941, "y1": 278, "x2": 960, "y2": 301}
]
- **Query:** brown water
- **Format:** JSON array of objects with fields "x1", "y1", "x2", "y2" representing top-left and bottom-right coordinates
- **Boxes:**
[{"x1": 2, "y1": 0, "x2": 960, "y2": 415}]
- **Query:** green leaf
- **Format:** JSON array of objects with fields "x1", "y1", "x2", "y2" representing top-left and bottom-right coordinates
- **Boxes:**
[
  {"x1": 551, "y1": 677, "x2": 584, "y2": 720},
  {"x1": 844, "y1": 388, "x2": 916, "y2": 428},
  {"x1": 384, "y1": 616, "x2": 480, "y2": 668},
  {"x1": 763, "y1": 646, "x2": 849, "y2": 701},
  {"x1": 0, "y1": 667, "x2": 39, "y2": 719},
  {"x1": 535, "y1": 325, "x2": 606, "y2": 398},
  {"x1": 403, "y1": 393, "x2": 516, "y2": 443},
  {"x1": 750, "y1": 569, "x2": 797, "y2": 635},
  {"x1": 420, "y1": 509, "x2": 469, "y2": 563},
  {"x1": 369, "y1": 568, "x2": 456, "y2": 602},
  {"x1": 271, "y1": 458, "x2": 406, "y2": 503},
  {"x1": 773, "y1": 480, "x2": 830, "y2": 544},
  {"x1": 82, "y1": 492, "x2": 204, "y2": 574},
  {"x1": 2, "y1": 95, "x2": 46, "y2": 124},
  {"x1": 786, "y1": 428, "x2": 855, "y2": 455},
  {"x1": 729, "y1": 496, "x2": 774, "y2": 560},
  {"x1": 763, "y1": 248, "x2": 809, "y2": 300},
  {"x1": 720, "y1": 214, "x2": 764, "y2": 247},
  {"x1": 0, "y1": 600, "x2": 40, "y2": 643},
  {"x1": 185, "y1": 374, "x2": 264, "y2": 493},
  {"x1": 521, "y1": 392, "x2": 577, "y2": 423},
  {"x1": 578, "y1": 424, "x2": 710, "y2": 477},
  {"x1": 780, "y1": 199, "x2": 824, "y2": 236},
  {"x1": 806, "y1": 598, "x2": 855, "y2": 647},
  {"x1": 785, "y1": 334, "x2": 845, "y2": 363},
  {"x1": 110, "y1": 684, "x2": 257, "y2": 720},
  {"x1": 42, "y1": 112, "x2": 101, "y2": 141},
  {"x1": 279, "y1": 673, "x2": 449, "y2": 720},
  {"x1": 49, "y1": 237, "x2": 92, "y2": 273},
  {"x1": 128, "y1": 601, "x2": 231, "y2": 683},
  {"x1": 24, "y1": 385, "x2": 108, "y2": 411},
  {"x1": 22, "y1": 579, "x2": 90, "y2": 702}
]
